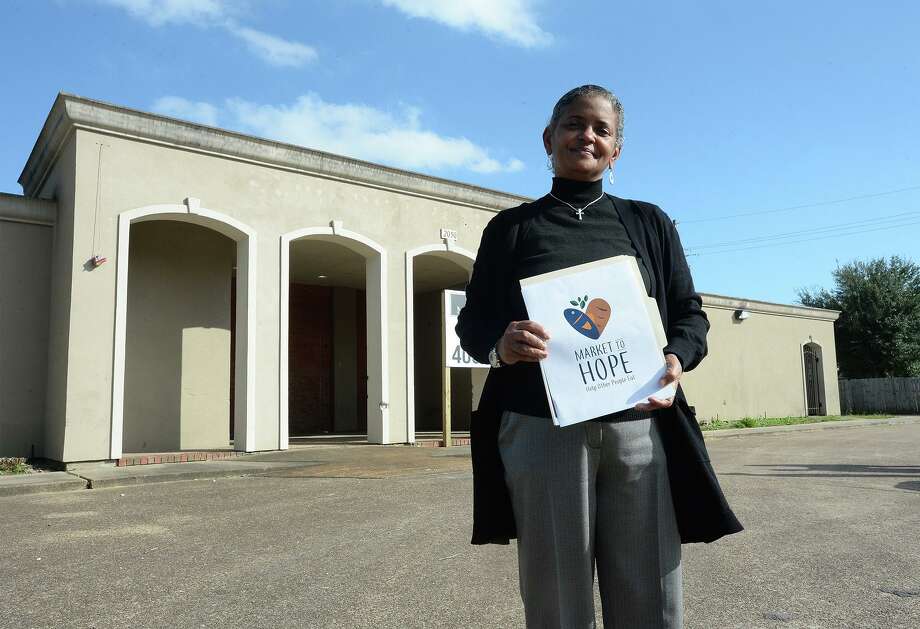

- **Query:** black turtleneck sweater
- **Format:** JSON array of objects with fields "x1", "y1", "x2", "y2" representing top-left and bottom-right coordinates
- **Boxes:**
[
  {"x1": 516, "y1": 177, "x2": 651, "y2": 289},
  {"x1": 473, "y1": 176, "x2": 653, "y2": 421}
]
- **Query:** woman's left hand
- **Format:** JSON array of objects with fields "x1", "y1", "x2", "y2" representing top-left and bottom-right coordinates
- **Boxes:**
[{"x1": 635, "y1": 353, "x2": 683, "y2": 411}]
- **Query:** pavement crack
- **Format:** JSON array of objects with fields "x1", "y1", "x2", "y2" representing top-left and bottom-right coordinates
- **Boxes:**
[{"x1": 879, "y1": 587, "x2": 920, "y2": 598}]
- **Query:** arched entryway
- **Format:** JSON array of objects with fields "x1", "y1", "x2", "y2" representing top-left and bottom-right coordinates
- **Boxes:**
[
  {"x1": 802, "y1": 342, "x2": 826, "y2": 416},
  {"x1": 405, "y1": 244, "x2": 483, "y2": 443},
  {"x1": 111, "y1": 200, "x2": 256, "y2": 459},
  {"x1": 280, "y1": 226, "x2": 388, "y2": 446}
]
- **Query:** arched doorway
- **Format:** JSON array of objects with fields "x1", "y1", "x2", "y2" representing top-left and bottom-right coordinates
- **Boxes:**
[
  {"x1": 405, "y1": 245, "x2": 481, "y2": 442},
  {"x1": 280, "y1": 227, "x2": 388, "y2": 446},
  {"x1": 803, "y1": 342, "x2": 826, "y2": 416},
  {"x1": 111, "y1": 201, "x2": 256, "y2": 459}
]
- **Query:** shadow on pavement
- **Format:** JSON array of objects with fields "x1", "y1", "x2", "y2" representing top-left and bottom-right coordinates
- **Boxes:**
[
  {"x1": 723, "y1": 464, "x2": 920, "y2": 489},
  {"x1": 740, "y1": 463, "x2": 920, "y2": 476}
]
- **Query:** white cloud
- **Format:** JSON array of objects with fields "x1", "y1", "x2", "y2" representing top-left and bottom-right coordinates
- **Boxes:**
[
  {"x1": 96, "y1": 0, "x2": 317, "y2": 67},
  {"x1": 152, "y1": 96, "x2": 220, "y2": 126},
  {"x1": 220, "y1": 94, "x2": 524, "y2": 174},
  {"x1": 380, "y1": 0, "x2": 551, "y2": 48},
  {"x1": 228, "y1": 25, "x2": 318, "y2": 67},
  {"x1": 97, "y1": 0, "x2": 230, "y2": 27}
]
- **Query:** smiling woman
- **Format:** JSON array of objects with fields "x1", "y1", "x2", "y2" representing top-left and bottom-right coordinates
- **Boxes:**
[
  {"x1": 457, "y1": 84, "x2": 743, "y2": 629},
  {"x1": 543, "y1": 85, "x2": 624, "y2": 183}
]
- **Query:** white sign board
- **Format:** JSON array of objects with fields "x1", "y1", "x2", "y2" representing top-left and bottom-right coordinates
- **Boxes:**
[
  {"x1": 519, "y1": 256, "x2": 674, "y2": 426},
  {"x1": 443, "y1": 290, "x2": 488, "y2": 368}
]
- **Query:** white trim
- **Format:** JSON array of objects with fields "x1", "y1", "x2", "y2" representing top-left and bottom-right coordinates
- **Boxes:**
[
  {"x1": 702, "y1": 293, "x2": 840, "y2": 321},
  {"x1": 111, "y1": 203, "x2": 257, "y2": 459},
  {"x1": 404, "y1": 243, "x2": 476, "y2": 443},
  {"x1": 280, "y1": 226, "x2": 389, "y2": 447}
]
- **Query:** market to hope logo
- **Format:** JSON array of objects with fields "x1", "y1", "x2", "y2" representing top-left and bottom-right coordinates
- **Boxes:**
[
  {"x1": 563, "y1": 295, "x2": 612, "y2": 340},
  {"x1": 565, "y1": 294, "x2": 633, "y2": 388}
]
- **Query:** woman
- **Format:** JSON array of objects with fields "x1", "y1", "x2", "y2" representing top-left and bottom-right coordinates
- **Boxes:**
[{"x1": 456, "y1": 85, "x2": 742, "y2": 629}]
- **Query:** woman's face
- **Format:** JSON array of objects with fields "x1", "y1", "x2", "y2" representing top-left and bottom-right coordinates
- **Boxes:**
[{"x1": 543, "y1": 95, "x2": 620, "y2": 182}]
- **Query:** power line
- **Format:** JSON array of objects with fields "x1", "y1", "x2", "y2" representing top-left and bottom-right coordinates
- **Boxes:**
[
  {"x1": 680, "y1": 184, "x2": 920, "y2": 225},
  {"x1": 686, "y1": 210, "x2": 919, "y2": 252},
  {"x1": 685, "y1": 218, "x2": 920, "y2": 257}
]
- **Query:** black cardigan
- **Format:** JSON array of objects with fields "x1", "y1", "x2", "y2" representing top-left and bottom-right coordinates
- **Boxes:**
[{"x1": 457, "y1": 194, "x2": 744, "y2": 545}]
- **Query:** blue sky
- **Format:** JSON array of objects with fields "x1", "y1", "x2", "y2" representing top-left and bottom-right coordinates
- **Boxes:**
[{"x1": 2, "y1": 0, "x2": 918, "y2": 304}]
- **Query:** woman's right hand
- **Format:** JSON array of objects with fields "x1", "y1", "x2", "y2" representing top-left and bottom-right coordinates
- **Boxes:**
[{"x1": 497, "y1": 320, "x2": 551, "y2": 365}]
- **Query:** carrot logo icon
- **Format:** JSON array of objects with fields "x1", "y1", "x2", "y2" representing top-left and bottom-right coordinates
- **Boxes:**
[{"x1": 564, "y1": 295, "x2": 612, "y2": 340}]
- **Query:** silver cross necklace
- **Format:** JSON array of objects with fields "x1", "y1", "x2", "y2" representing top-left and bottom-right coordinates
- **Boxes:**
[{"x1": 548, "y1": 191, "x2": 606, "y2": 220}]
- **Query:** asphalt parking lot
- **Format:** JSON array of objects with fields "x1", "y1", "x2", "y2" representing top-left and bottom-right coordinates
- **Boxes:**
[{"x1": 2, "y1": 419, "x2": 918, "y2": 629}]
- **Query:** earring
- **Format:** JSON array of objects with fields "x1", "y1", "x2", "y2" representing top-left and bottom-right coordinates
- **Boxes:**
[
  {"x1": 546, "y1": 155, "x2": 555, "y2": 173},
  {"x1": 607, "y1": 164, "x2": 615, "y2": 185}
]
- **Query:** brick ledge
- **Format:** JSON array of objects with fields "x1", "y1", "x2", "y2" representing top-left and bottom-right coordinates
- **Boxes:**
[{"x1": 116, "y1": 450, "x2": 245, "y2": 467}]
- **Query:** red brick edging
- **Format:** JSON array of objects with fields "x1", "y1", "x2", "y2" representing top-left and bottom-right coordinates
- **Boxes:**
[
  {"x1": 414, "y1": 437, "x2": 472, "y2": 448},
  {"x1": 116, "y1": 451, "x2": 246, "y2": 467}
]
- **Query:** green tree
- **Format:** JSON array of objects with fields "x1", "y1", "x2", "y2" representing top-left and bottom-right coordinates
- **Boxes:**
[{"x1": 797, "y1": 256, "x2": 920, "y2": 378}]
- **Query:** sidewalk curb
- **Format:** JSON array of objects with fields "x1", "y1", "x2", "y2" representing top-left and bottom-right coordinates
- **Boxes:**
[
  {"x1": 0, "y1": 472, "x2": 88, "y2": 498},
  {"x1": 75, "y1": 461, "x2": 302, "y2": 490},
  {"x1": 1, "y1": 462, "x2": 303, "y2": 497},
  {"x1": 702, "y1": 416, "x2": 920, "y2": 439},
  {"x1": 4, "y1": 417, "x2": 916, "y2": 497}
]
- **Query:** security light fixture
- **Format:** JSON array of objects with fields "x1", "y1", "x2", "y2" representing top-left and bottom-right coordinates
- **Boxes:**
[{"x1": 734, "y1": 309, "x2": 751, "y2": 321}]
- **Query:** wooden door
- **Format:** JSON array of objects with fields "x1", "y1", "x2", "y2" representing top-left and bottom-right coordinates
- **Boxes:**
[
  {"x1": 804, "y1": 345, "x2": 822, "y2": 415},
  {"x1": 289, "y1": 284, "x2": 334, "y2": 435}
]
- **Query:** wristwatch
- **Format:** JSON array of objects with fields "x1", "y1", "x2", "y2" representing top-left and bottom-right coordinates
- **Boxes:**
[{"x1": 488, "y1": 343, "x2": 505, "y2": 368}]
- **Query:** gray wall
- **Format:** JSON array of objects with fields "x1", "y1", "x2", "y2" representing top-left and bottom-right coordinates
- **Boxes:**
[
  {"x1": 682, "y1": 296, "x2": 840, "y2": 421},
  {"x1": 18, "y1": 98, "x2": 525, "y2": 459},
  {"x1": 123, "y1": 221, "x2": 235, "y2": 452},
  {"x1": 13, "y1": 95, "x2": 845, "y2": 461},
  {"x1": 39, "y1": 139, "x2": 78, "y2": 461},
  {"x1": 0, "y1": 215, "x2": 53, "y2": 457}
]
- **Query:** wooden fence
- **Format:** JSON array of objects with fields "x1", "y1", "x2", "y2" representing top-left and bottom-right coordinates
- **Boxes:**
[{"x1": 838, "y1": 377, "x2": 920, "y2": 415}]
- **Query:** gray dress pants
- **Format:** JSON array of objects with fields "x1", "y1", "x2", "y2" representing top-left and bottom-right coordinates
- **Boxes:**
[{"x1": 498, "y1": 411, "x2": 682, "y2": 629}]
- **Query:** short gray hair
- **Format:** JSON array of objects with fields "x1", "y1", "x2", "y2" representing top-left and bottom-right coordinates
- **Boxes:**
[{"x1": 548, "y1": 85, "x2": 624, "y2": 149}]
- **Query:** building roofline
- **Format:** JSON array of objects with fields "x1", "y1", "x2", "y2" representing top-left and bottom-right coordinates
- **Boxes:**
[
  {"x1": 15, "y1": 94, "x2": 839, "y2": 322},
  {"x1": 0, "y1": 192, "x2": 57, "y2": 226},
  {"x1": 701, "y1": 292, "x2": 840, "y2": 321},
  {"x1": 18, "y1": 93, "x2": 532, "y2": 210}
]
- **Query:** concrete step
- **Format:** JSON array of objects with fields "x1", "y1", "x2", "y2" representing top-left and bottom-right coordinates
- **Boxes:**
[{"x1": 0, "y1": 472, "x2": 87, "y2": 497}]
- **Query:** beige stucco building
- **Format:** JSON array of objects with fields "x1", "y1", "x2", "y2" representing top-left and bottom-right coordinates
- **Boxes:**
[{"x1": 0, "y1": 94, "x2": 840, "y2": 464}]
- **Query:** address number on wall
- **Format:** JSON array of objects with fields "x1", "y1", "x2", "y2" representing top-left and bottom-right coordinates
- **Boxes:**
[{"x1": 451, "y1": 345, "x2": 476, "y2": 365}]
